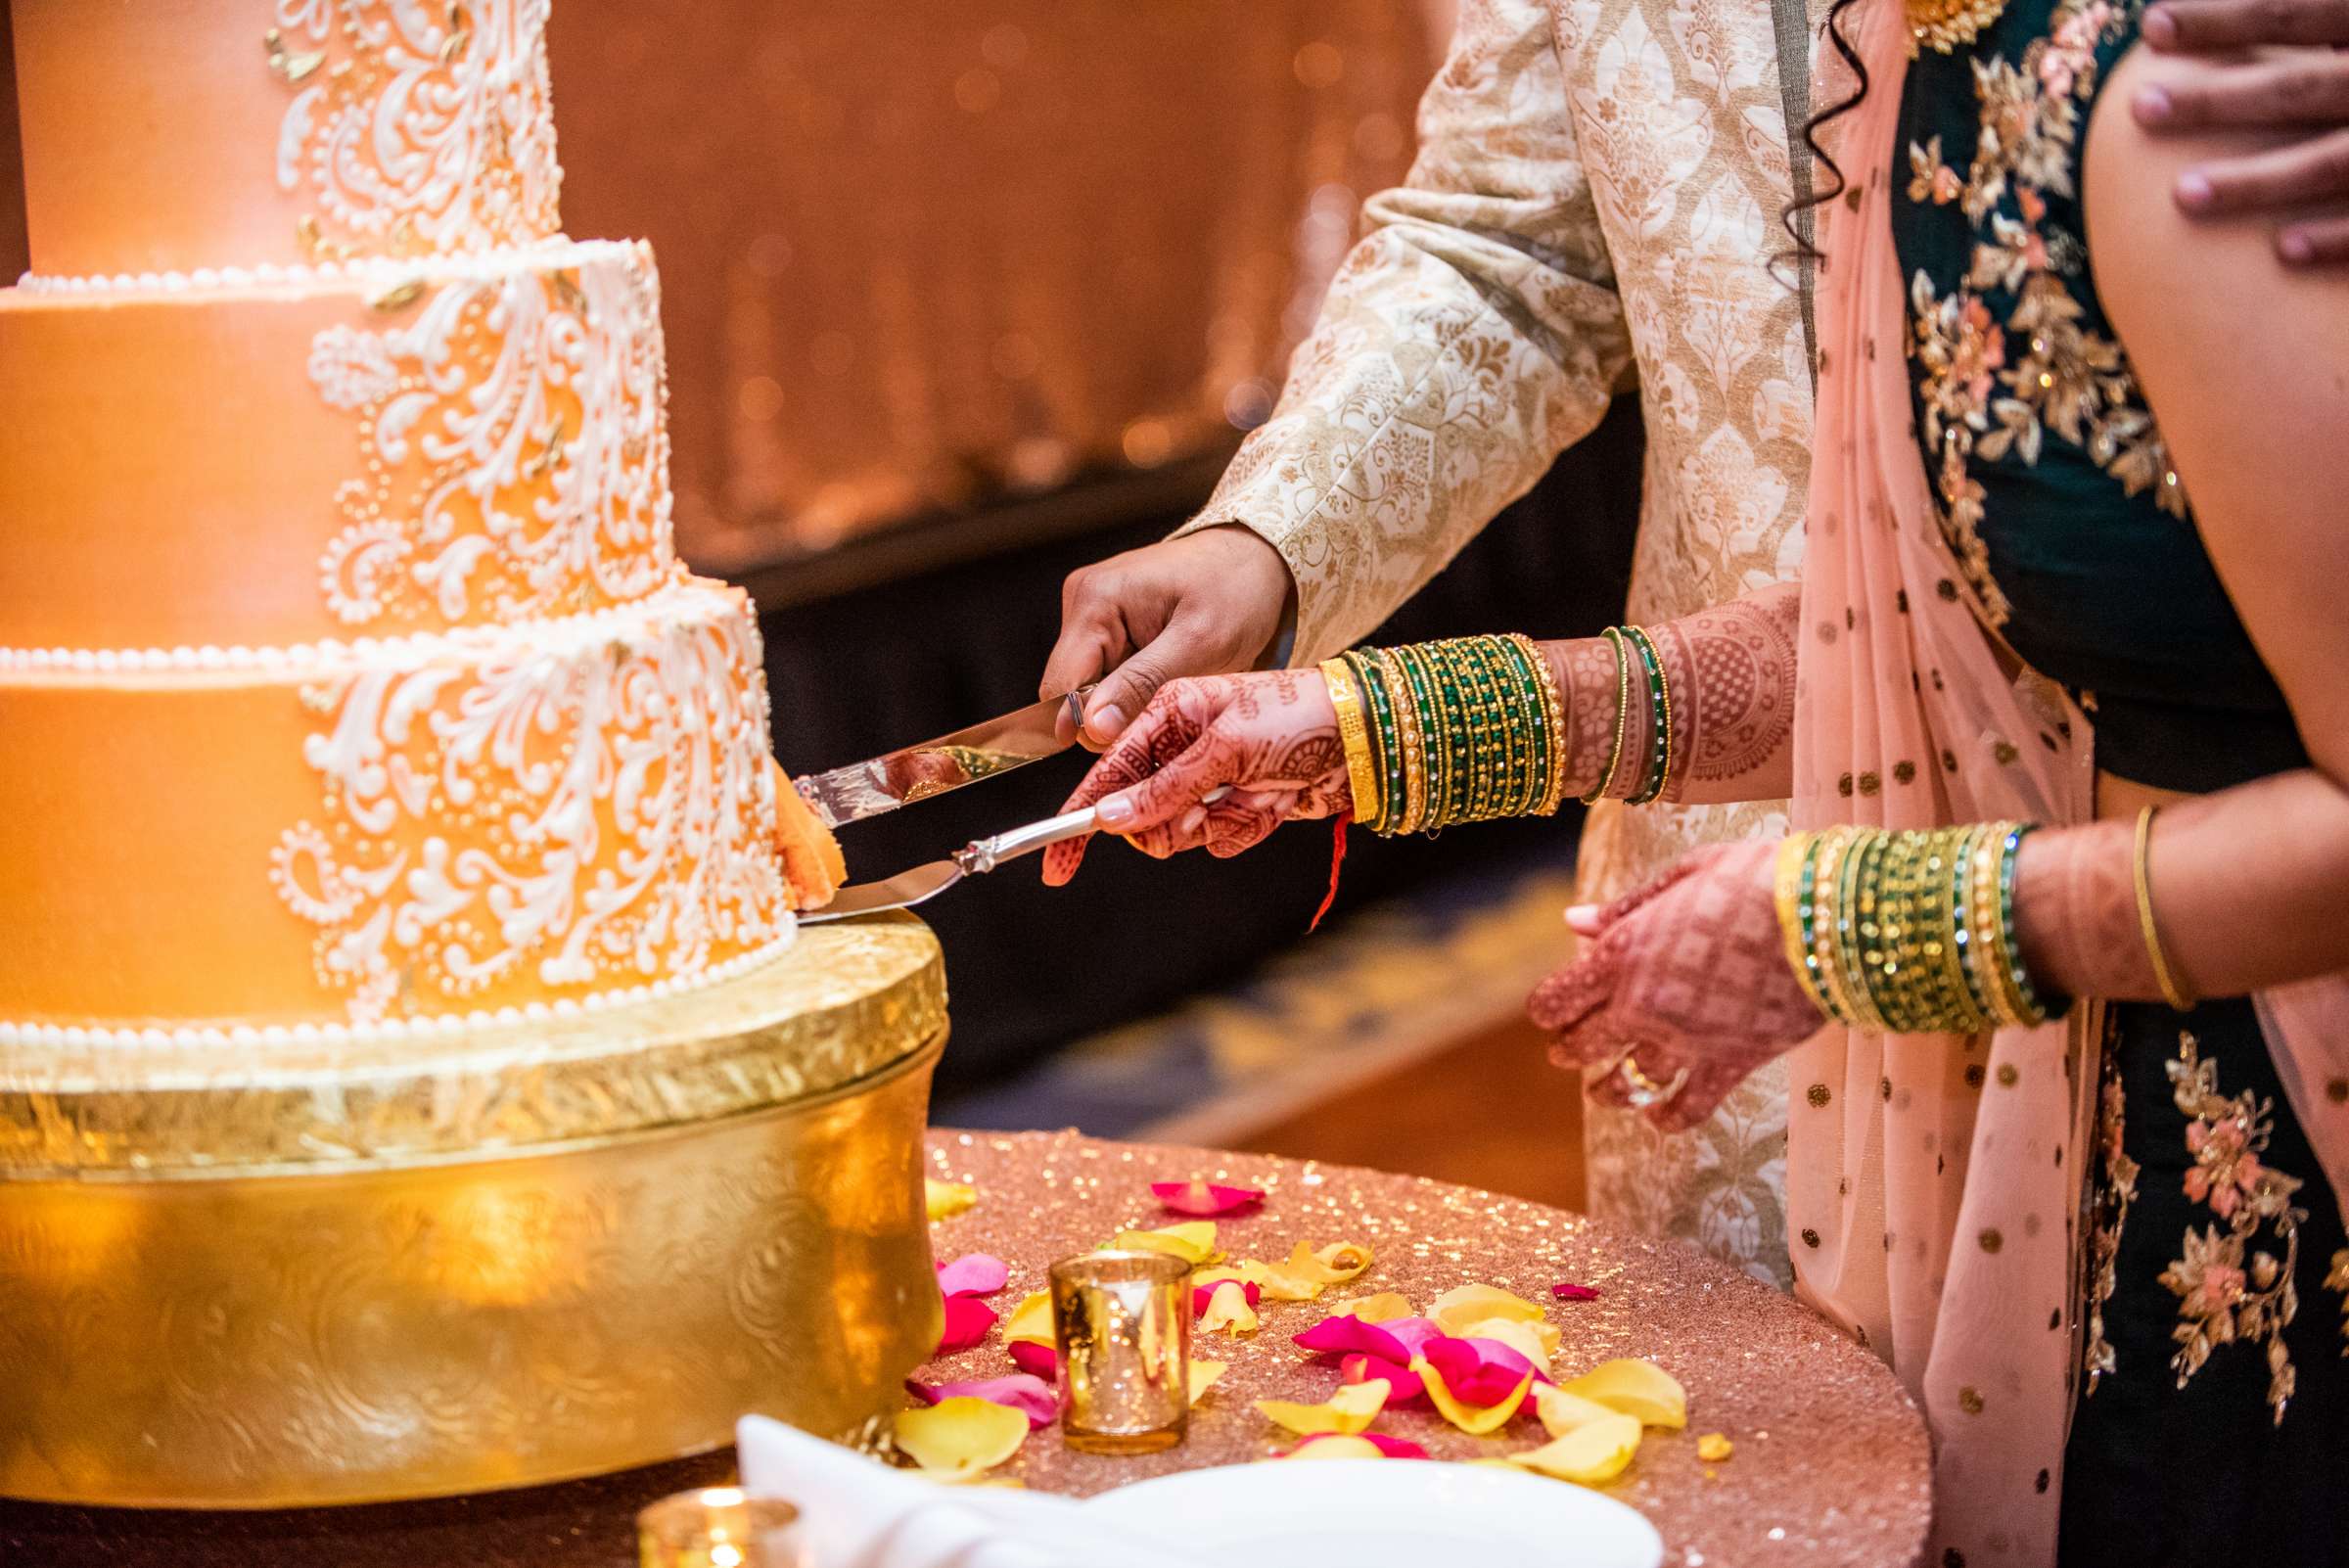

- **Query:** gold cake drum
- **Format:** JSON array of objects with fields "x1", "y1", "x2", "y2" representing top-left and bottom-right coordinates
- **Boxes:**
[{"x1": 0, "y1": 912, "x2": 948, "y2": 1508}]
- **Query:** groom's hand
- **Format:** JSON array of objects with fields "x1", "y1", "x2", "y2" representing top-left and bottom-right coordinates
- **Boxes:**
[
  {"x1": 2138, "y1": 0, "x2": 2349, "y2": 263},
  {"x1": 1040, "y1": 527, "x2": 1295, "y2": 750}
]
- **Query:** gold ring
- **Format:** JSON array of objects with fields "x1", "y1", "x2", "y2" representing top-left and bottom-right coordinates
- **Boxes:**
[{"x1": 1614, "y1": 1052, "x2": 1689, "y2": 1110}]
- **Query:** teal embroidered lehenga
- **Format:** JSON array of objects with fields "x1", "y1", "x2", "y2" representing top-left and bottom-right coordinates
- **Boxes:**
[{"x1": 1889, "y1": 0, "x2": 2349, "y2": 1558}]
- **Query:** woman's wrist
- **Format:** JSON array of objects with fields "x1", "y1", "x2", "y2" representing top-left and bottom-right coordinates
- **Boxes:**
[{"x1": 2010, "y1": 820, "x2": 2159, "y2": 1005}]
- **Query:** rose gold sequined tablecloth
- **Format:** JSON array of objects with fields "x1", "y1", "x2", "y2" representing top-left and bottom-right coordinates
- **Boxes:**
[
  {"x1": 927, "y1": 1130, "x2": 1932, "y2": 1568},
  {"x1": 0, "y1": 1130, "x2": 1930, "y2": 1568}
]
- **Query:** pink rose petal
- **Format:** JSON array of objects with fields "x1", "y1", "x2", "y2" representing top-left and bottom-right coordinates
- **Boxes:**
[
  {"x1": 905, "y1": 1373, "x2": 1058, "y2": 1430},
  {"x1": 1193, "y1": 1280, "x2": 1263, "y2": 1317},
  {"x1": 1340, "y1": 1352, "x2": 1425, "y2": 1404},
  {"x1": 1382, "y1": 1316, "x2": 1445, "y2": 1358},
  {"x1": 1551, "y1": 1281, "x2": 1601, "y2": 1303},
  {"x1": 1286, "y1": 1431, "x2": 1431, "y2": 1460},
  {"x1": 936, "y1": 1294, "x2": 998, "y2": 1356},
  {"x1": 1422, "y1": 1335, "x2": 1551, "y2": 1407},
  {"x1": 1150, "y1": 1179, "x2": 1266, "y2": 1218},
  {"x1": 1007, "y1": 1340, "x2": 1059, "y2": 1382},
  {"x1": 936, "y1": 1253, "x2": 1010, "y2": 1298},
  {"x1": 1293, "y1": 1314, "x2": 1411, "y2": 1365}
]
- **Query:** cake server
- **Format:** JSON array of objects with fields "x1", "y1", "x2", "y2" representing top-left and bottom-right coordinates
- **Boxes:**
[
  {"x1": 795, "y1": 686, "x2": 1094, "y2": 829},
  {"x1": 803, "y1": 787, "x2": 1231, "y2": 922}
]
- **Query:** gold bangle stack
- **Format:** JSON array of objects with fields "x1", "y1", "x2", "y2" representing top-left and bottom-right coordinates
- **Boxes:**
[
  {"x1": 1324, "y1": 635, "x2": 1571, "y2": 836},
  {"x1": 2133, "y1": 806, "x2": 2197, "y2": 1012},
  {"x1": 1775, "y1": 823, "x2": 2055, "y2": 1034},
  {"x1": 1320, "y1": 656, "x2": 1383, "y2": 828}
]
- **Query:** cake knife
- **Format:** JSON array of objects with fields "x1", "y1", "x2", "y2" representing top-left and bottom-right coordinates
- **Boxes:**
[
  {"x1": 794, "y1": 686, "x2": 1094, "y2": 829},
  {"x1": 802, "y1": 787, "x2": 1232, "y2": 922}
]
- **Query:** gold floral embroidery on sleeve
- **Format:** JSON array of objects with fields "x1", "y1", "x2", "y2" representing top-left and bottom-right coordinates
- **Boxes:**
[{"x1": 2158, "y1": 1033, "x2": 2309, "y2": 1422}]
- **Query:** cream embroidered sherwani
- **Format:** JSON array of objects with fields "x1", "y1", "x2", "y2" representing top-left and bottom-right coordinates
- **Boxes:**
[{"x1": 1177, "y1": 0, "x2": 1816, "y2": 1285}]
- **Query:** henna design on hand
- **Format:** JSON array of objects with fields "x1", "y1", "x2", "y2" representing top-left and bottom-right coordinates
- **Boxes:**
[
  {"x1": 1039, "y1": 671, "x2": 1352, "y2": 885},
  {"x1": 1661, "y1": 585, "x2": 1800, "y2": 799},
  {"x1": 1527, "y1": 841, "x2": 1827, "y2": 1131}
]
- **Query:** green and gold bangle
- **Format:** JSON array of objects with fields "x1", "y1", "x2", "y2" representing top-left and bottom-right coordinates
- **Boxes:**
[
  {"x1": 1622, "y1": 626, "x2": 1672, "y2": 806},
  {"x1": 1773, "y1": 822, "x2": 2053, "y2": 1035}
]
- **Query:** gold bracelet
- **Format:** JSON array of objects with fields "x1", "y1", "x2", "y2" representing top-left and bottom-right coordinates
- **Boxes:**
[
  {"x1": 1378, "y1": 648, "x2": 1429, "y2": 836},
  {"x1": 1775, "y1": 835, "x2": 1831, "y2": 1020},
  {"x1": 1583, "y1": 628, "x2": 1633, "y2": 806},
  {"x1": 1321, "y1": 657, "x2": 1383, "y2": 831},
  {"x1": 1511, "y1": 633, "x2": 1571, "y2": 816},
  {"x1": 2133, "y1": 806, "x2": 2196, "y2": 1012}
]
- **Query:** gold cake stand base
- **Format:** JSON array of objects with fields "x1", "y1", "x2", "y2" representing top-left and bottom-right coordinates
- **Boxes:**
[{"x1": 0, "y1": 915, "x2": 948, "y2": 1508}]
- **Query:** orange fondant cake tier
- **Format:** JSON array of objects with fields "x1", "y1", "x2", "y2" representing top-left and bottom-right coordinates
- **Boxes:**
[
  {"x1": 0, "y1": 240, "x2": 677, "y2": 651},
  {"x1": 0, "y1": 580, "x2": 796, "y2": 1040},
  {"x1": 10, "y1": 0, "x2": 560, "y2": 278}
]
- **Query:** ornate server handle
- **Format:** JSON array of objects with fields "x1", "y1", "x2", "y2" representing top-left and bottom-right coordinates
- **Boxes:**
[{"x1": 956, "y1": 786, "x2": 1233, "y2": 874}]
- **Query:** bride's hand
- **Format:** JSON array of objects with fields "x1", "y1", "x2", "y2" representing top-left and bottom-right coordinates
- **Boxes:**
[
  {"x1": 1529, "y1": 842, "x2": 1827, "y2": 1131},
  {"x1": 1039, "y1": 670, "x2": 1351, "y2": 885}
]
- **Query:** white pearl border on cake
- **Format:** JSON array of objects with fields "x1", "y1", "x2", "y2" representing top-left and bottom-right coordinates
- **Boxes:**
[
  {"x1": 7, "y1": 235, "x2": 642, "y2": 298},
  {"x1": 0, "y1": 574, "x2": 729, "y2": 677},
  {"x1": 0, "y1": 921, "x2": 802, "y2": 1052}
]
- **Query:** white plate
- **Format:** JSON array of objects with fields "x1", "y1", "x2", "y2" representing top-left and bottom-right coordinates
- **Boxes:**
[{"x1": 1082, "y1": 1458, "x2": 1664, "y2": 1568}]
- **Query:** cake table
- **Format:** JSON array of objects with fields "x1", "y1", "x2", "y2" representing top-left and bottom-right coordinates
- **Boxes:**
[{"x1": 0, "y1": 1130, "x2": 1933, "y2": 1567}]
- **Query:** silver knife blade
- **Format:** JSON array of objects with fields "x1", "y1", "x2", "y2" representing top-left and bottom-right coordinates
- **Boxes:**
[
  {"x1": 799, "y1": 859, "x2": 968, "y2": 922},
  {"x1": 795, "y1": 687, "x2": 1090, "y2": 829}
]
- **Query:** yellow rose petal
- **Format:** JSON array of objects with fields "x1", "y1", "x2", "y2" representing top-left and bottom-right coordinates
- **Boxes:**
[
  {"x1": 1251, "y1": 1262, "x2": 1324, "y2": 1302},
  {"x1": 1456, "y1": 1315, "x2": 1552, "y2": 1370},
  {"x1": 1111, "y1": 1222, "x2": 1221, "y2": 1267},
  {"x1": 1255, "y1": 1377, "x2": 1390, "y2": 1436},
  {"x1": 1199, "y1": 1279, "x2": 1261, "y2": 1336},
  {"x1": 1559, "y1": 1359, "x2": 1687, "y2": 1430},
  {"x1": 1507, "y1": 1411, "x2": 1643, "y2": 1485},
  {"x1": 1189, "y1": 1360, "x2": 1227, "y2": 1406},
  {"x1": 893, "y1": 1397, "x2": 1029, "y2": 1477},
  {"x1": 1192, "y1": 1262, "x2": 1270, "y2": 1295},
  {"x1": 1531, "y1": 1384, "x2": 1621, "y2": 1439},
  {"x1": 1000, "y1": 1289, "x2": 1053, "y2": 1347},
  {"x1": 925, "y1": 1179, "x2": 977, "y2": 1221},
  {"x1": 1414, "y1": 1357, "x2": 1536, "y2": 1436},
  {"x1": 1324, "y1": 1291, "x2": 1413, "y2": 1322},
  {"x1": 1428, "y1": 1283, "x2": 1545, "y2": 1334},
  {"x1": 1289, "y1": 1239, "x2": 1375, "y2": 1285},
  {"x1": 1280, "y1": 1434, "x2": 1387, "y2": 1460},
  {"x1": 1696, "y1": 1431, "x2": 1734, "y2": 1462}
]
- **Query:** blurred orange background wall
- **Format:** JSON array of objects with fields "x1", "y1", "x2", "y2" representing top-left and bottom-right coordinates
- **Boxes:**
[{"x1": 545, "y1": 2, "x2": 1445, "y2": 580}]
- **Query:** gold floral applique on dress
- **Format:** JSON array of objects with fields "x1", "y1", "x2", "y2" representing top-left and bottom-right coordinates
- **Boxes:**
[
  {"x1": 2082, "y1": 1037, "x2": 2138, "y2": 1394},
  {"x1": 1901, "y1": 0, "x2": 2187, "y2": 627},
  {"x1": 2158, "y1": 1033, "x2": 2309, "y2": 1422}
]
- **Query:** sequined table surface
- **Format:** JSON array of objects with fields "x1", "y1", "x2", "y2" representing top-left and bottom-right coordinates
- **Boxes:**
[{"x1": 0, "y1": 1130, "x2": 1931, "y2": 1568}]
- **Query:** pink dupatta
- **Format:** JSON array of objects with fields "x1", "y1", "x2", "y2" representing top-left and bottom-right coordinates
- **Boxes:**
[{"x1": 1791, "y1": 1, "x2": 2349, "y2": 1559}]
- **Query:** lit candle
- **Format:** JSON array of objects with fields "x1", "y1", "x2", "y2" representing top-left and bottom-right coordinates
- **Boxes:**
[
  {"x1": 636, "y1": 1486, "x2": 805, "y2": 1568},
  {"x1": 1048, "y1": 1248, "x2": 1191, "y2": 1454}
]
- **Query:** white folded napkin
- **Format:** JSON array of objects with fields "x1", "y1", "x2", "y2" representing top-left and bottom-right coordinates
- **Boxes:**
[{"x1": 736, "y1": 1414, "x2": 1207, "y2": 1568}]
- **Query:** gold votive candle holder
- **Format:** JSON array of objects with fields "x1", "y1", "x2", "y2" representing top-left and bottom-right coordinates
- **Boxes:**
[
  {"x1": 1049, "y1": 1248, "x2": 1192, "y2": 1454},
  {"x1": 637, "y1": 1486, "x2": 806, "y2": 1568}
]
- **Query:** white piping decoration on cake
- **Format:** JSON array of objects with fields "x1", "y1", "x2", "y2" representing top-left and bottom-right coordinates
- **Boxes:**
[
  {"x1": 268, "y1": 0, "x2": 562, "y2": 260},
  {"x1": 260, "y1": 582, "x2": 790, "y2": 1027},
  {"x1": 0, "y1": 585, "x2": 696, "y2": 675},
  {"x1": 308, "y1": 243, "x2": 676, "y2": 629},
  {"x1": 0, "y1": 928, "x2": 799, "y2": 1051},
  {"x1": 7, "y1": 237, "x2": 591, "y2": 297}
]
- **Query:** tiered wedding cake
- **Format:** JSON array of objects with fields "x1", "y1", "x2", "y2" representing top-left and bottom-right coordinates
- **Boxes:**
[
  {"x1": 0, "y1": 1, "x2": 941, "y2": 1510},
  {"x1": 0, "y1": 0, "x2": 844, "y2": 1045}
]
